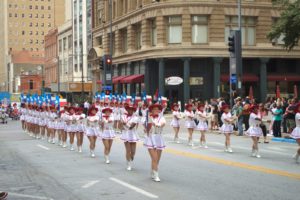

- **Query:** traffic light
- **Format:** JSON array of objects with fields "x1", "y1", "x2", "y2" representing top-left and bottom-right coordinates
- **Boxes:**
[{"x1": 228, "y1": 35, "x2": 235, "y2": 53}]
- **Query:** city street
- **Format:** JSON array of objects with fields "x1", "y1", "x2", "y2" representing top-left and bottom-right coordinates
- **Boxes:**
[{"x1": 0, "y1": 118, "x2": 299, "y2": 200}]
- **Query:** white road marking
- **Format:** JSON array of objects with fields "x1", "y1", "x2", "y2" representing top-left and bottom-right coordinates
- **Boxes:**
[
  {"x1": 7, "y1": 192, "x2": 53, "y2": 200},
  {"x1": 81, "y1": 180, "x2": 100, "y2": 189},
  {"x1": 109, "y1": 177, "x2": 159, "y2": 199},
  {"x1": 37, "y1": 144, "x2": 50, "y2": 150}
]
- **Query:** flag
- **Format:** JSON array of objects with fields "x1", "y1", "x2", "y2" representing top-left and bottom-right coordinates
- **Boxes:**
[{"x1": 153, "y1": 89, "x2": 159, "y2": 101}]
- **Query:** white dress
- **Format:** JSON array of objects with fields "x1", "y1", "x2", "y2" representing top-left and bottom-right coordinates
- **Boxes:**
[
  {"x1": 120, "y1": 114, "x2": 140, "y2": 142},
  {"x1": 101, "y1": 115, "x2": 115, "y2": 139},
  {"x1": 85, "y1": 115, "x2": 101, "y2": 137},
  {"x1": 144, "y1": 115, "x2": 166, "y2": 150},
  {"x1": 64, "y1": 114, "x2": 76, "y2": 133},
  {"x1": 195, "y1": 111, "x2": 208, "y2": 131},
  {"x1": 20, "y1": 108, "x2": 25, "y2": 121},
  {"x1": 75, "y1": 113, "x2": 86, "y2": 132},
  {"x1": 170, "y1": 111, "x2": 181, "y2": 128},
  {"x1": 291, "y1": 113, "x2": 300, "y2": 139},
  {"x1": 220, "y1": 112, "x2": 234, "y2": 134},
  {"x1": 246, "y1": 113, "x2": 263, "y2": 137},
  {"x1": 185, "y1": 110, "x2": 196, "y2": 129}
]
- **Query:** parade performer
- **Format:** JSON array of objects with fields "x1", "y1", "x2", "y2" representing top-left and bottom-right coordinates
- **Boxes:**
[
  {"x1": 56, "y1": 107, "x2": 66, "y2": 146},
  {"x1": 184, "y1": 103, "x2": 196, "y2": 146},
  {"x1": 220, "y1": 105, "x2": 237, "y2": 153},
  {"x1": 101, "y1": 107, "x2": 115, "y2": 164},
  {"x1": 144, "y1": 103, "x2": 166, "y2": 182},
  {"x1": 170, "y1": 103, "x2": 181, "y2": 143},
  {"x1": 38, "y1": 106, "x2": 46, "y2": 140},
  {"x1": 65, "y1": 106, "x2": 76, "y2": 150},
  {"x1": 246, "y1": 105, "x2": 263, "y2": 158},
  {"x1": 195, "y1": 104, "x2": 210, "y2": 148},
  {"x1": 120, "y1": 104, "x2": 139, "y2": 171},
  {"x1": 61, "y1": 106, "x2": 69, "y2": 148},
  {"x1": 20, "y1": 103, "x2": 26, "y2": 131},
  {"x1": 113, "y1": 102, "x2": 122, "y2": 133},
  {"x1": 85, "y1": 106, "x2": 101, "y2": 158},
  {"x1": 291, "y1": 103, "x2": 300, "y2": 163},
  {"x1": 75, "y1": 107, "x2": 85, "y2": 153},
  {"x1": 45, "y1": 106, "x2": 51, "y2": 142},
  {"x1": 48, "y1": 106, "x2": 58, "y2": 144}
]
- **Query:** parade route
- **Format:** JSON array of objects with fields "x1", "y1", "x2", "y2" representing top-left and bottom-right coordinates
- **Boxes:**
[{"x1": 0, "y1": 120, "x2": 299, "y2": 200}]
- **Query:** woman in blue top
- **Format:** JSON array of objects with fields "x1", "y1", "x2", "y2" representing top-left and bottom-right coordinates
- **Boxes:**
[{"x1": 272, "y1": 102, "x2": 283, "y2": 137}]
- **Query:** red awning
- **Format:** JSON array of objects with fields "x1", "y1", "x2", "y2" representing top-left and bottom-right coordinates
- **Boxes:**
[
  {"x1": 221, "y1": 74, "x2": 259, "y2": 82},
  {"x1": 120, "y1": 74, "x2": 144, "y2": 84},
  {"x1": 112, "y1": 75, "x2": 128, "y2": 84},
  {"x1": 267, "y1": 75, "x2": 300, "y2": 82}
]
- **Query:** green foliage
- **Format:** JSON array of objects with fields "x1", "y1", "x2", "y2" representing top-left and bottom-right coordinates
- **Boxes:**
[{"x1": 268, "y1": 0, "x2": 300, "y2": 50}]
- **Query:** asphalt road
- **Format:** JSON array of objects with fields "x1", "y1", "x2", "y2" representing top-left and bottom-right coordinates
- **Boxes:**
[{"x1": 0, "y1": 119, "x2": 299, "y2": 200}]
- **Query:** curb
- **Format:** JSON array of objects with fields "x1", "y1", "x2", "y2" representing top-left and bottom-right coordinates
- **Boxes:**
[{"x1": 271, "y1": 137, "x2": 296, "y2": 144}]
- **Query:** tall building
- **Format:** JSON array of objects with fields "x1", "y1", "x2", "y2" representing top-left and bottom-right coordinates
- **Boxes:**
[
  {"x1": 72, "y1": 0, "x2": 93, "y2": 83},
  {"x1": 0, "y1": 0, "x2": 66, "y2": 92},
  {"x1": 91, "y1": 0, "x2": 300, "y2": 103}
]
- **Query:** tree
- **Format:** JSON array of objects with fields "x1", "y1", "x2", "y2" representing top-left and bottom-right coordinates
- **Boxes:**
[{"x1": 267, "y1": 0, "x2": 300, "y2": 50}]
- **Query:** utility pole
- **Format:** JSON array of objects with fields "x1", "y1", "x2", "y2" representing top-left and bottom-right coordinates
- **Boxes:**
[
  {"x1": 57, "y1": 57, "x2": 60, "y2": 95},
  {"x1": 237, "y1": 0, "x2": 243, "y2": 96}
]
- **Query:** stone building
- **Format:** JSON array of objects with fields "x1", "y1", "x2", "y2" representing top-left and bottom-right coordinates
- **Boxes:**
[{"x1": 91, "y1": 0, "x2": 300, "y2": 103}]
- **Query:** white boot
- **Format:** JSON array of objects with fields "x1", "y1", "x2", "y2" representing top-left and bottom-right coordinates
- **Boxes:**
[
  {"x1": 188, "y1": 140, "x2": 194, "y2": 147},
  {"x1": 78, "y1": 146, "x2": 82, "y2": 153},
  {"x1": 227, "y1": 146, "x2": 233, "y2": 153},
  {"x1": 90, "y1": 150, "x2": 95, "y2": 158},
  {"x1": 126, "y1": 161, "x2": 132, "y2": 171},
  {"x1": 153, "y1": 171, "x2": 160, "y2": 182},
  {"x1": 70, "y1": 145, "x2": 74, "y2": 151},
  {"x1": 255, "y1": 150, "x2": 261, "y2": 158},
  {"x1": 251, "y1": 149, "x2": 256, "y2": 157},
  {"x1": 105, "y1": 155, "x2": 110, "y2": 164},
  {"x1": 202, "y1": 142, "x2": 208, "y2": 149},
  {"x1": 62, "y1": 142, "x2": 67, "y2": 148},
  {"x1": 51, "y1": 138, "x2": 55, "y2": 144},
  {"x1": 224, "y1": 146, "x2": 229, "y2": 152}
]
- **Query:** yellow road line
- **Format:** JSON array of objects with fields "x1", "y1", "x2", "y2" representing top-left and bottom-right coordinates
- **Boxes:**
[
  {"x1": 165, "y1": 148, "x2": 300, "y2": 181},
  {"x1": 116, "y1": 138, "x2": 300, "y2": 180}
]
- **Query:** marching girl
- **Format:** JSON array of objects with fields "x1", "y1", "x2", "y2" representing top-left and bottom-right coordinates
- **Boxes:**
[
  {"x1": 246, "y1": 105, "x2": 263, "y2": 158},
  {"x1": 101, "y1": 107, "x2": 116, "y2": 164},
  {"x1": 120, "y1": 104, "x2": 139, "y2": 171},
  {"x1": 170, "y1": 103, "x2": 182, "y2": 143},
  {"x1": 75, "y1": 107, "x2": 86, "y2": 153},
  {"x1": 20, "y1": 103, "x2": 26, "y2": 131},
  {"x1": 45, "y1": 106, "x2": 51, "y2": 142},
  {"x1": 48, "y1": 106, "x2": 58, "y2": 144},
  {"x1": 291, "y1": 103, "x2": 300, "y2": 163},
  {"x1": 184, "y1": 104, "x2": 196, "y2": 146},
  {"x1": 140, "y1": 102, "x2": 149, "y2": 137},
  {"x1": 32, "y1": 105, "x2": 39, "y2": 138},
  {"x1": 220, "y1": 105, "x2": 237, "y2": 153},
  {"x1": 195, "y1": 104, "x2": 210, "y2": 148},
  {"x1": 144, "y1": 103, "x2": 166, "y2": 182},
  {"x1": 61, "y1": 106, "x2": 69, "y2": 148},
  {"x1": 38, "y1": 106, "x2": 46, "y2": 140},
  {"x1": 56, "y1": 108, "x2": 66, "y2": 146},
  {"x1": 85, "y1": 106, "x2": 101, "y2": 158},
  {"x1": 65, "y1": 106, "x2": 76, "y2": 151}
]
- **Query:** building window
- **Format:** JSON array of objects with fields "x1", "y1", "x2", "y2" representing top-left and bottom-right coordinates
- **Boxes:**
[
  {"x1": 41, "y1": 6, "x2": 44, "y2": 10},
  {"x1": 29, "y1": 5, "x2": 32, "y2": 9},
  {"x1": 48, "y1": 23, "x2": 51, "y2": 27},
  {"x1": 192, "y1": 16, "x2": 208, "y2": 44},
  {"x1": 41, "y1": 23, "x2": 44, "y2": 27},
  {"x1": 75, "y1": 64, "x2": 78, "y2": 72},
  {"x1": 30, "y1": 31, "x2": 33, "y2": 35},
  {"x1": 271, "y1": 18, "x2": 285, "y2": 45},
  {"x1": 30, "y1": 22, "x2": 32, "y2": 27},
  {"x1": 121, "y1": 29, "x2": 127, "y2": 53},
  {"x1": 168, "y1": 16, "x2": 182, "y2": 44},
  {"x1": 63, "y1": 38, "x2": 67, "y2": 50},
  {"x1": 41, "y1": 14, "x2": 44, "y2": 18},
  {"x1": 36, "y1": 31, "x2": 38, "y2": 35},
  {"x1": 41, "y1": 31, "x2": 44, "y2": 36},
  {"x1": 35, "y1": 14, "x2": 38, "y2": 18},
  {"x1": 35, "y1": 5, "x2": 38, "y2": 9},
  {"x1": 48, "y1": 6, "x2": 51, "y2": 10},
  {"x1": 59, "y1": 40, "x2": 62, "y2": 52},
  {"x1": 29, "y1": 13, "x2": 32, "y2": 18},
  {"x1": 36, "y1": 40, "x2": 38, "y2": 44},
  {"x1": 135, "y1": 24, "x2": 142, "y2": 50},
  {"x1": 150, "y1": 19, "x2": 157, "y2": 46},
  {"x1": 9, "y1": 13, "x2": 12, "y2": 17},
  {"x1": 35, "y1": 23, "x2": 38, "y2": 27},
  {"x1": 80, "y1": 63, "x2": 83, "y2": 72},
  {"x1": 22, "y1": 13, "x2": 25, "y2": 18},
  {"x1": 22, "y1": 31, "x2": 25, "y2": 35},
  {"x1": 15, "y1": 13, "x2": 18, "y2": 17},
  {"x1": 29, "y1": 80, "x2": 34, "y2": 90},
  {"x1": 68, "y1": 36, "x2": 72, "y2": 49},
  {"x1": 225, "y1": 16, "x2": 257, "y2": 46},
  {"x1": 48, "y1": 14, "x2": 51, "y2": 18}
]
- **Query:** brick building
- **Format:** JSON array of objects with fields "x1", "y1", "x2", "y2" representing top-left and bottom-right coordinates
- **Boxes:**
[
  {"x1": 90, "y1": 0, "x2": 300, "y2": 103},
  {"x1": 19, "y1": 74, "x2": 43, "y2": 95}
]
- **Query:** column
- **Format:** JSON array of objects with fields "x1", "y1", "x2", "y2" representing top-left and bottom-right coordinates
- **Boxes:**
[
  {"x1": 141, "y1": 19, "x2": 150, "y2": 49},
  {"x1": 102, "y1": 30, "x2": 109, "y2": 54},
  {"x1": 183, "y1": 58, "x2": 191, "y2": 104},
  {"x1": 213, "y1": 57, "x2": 223, "y2": 98},
  {"x1": 158, "y1": 59, "x2": 165, "y2": 96},
  {"x1": 260, "y1": 58, "x2": 269, "y2": 102},
  {"x1": 156, "y1": 14, "x2": 165, "y2": 47},
  {"x1": 114, "y1": 29, "x2": 121, "y2": 56},
  {"x1": 182, "y1": 10, "x2": 191, "y2": 45},
  {"x1": 127, "y1": 24, "x2": 134, "y2": 52},
  {"x1": 143, "y1": 60, "x2": 150, "y2": 93}
]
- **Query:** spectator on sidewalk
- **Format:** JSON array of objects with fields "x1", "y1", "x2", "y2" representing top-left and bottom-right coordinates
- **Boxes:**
[
  {"x1": 272, "y1": 101, "x2": 283, "y2": 137},
  {"x1": 285, "y1": 98, "x2": 296, "y2": 133}
]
